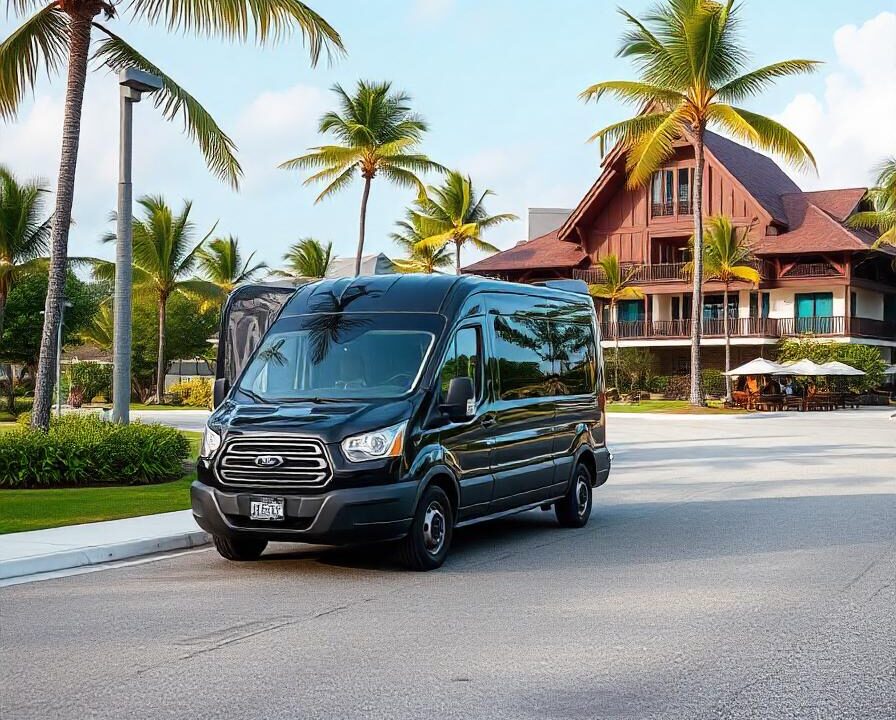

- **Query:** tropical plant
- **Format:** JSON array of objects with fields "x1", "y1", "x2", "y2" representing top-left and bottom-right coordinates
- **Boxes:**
[
  {"x1": 411, "y1": 170, "x2": 517, "y2": 273},
  {"x1": 580, "y1": 0, "x2": 817, "y2": 405},
  {"x1": 390, "y1": 211, "x2": 453, "y2": 274},
  {"x1": 777, "y1": 338, "x2": 884, "y2": 393},
  {"x1": 280, "y1": 80, "x2": 442, "y2": 276},
  {"x1": 685, "y1": 215, "x2": 760, "y2": 400},
  {"x1": 588, "y1": 254, "x2": 645, "y2": 389},
  {"x1": 1, "y1": 1, "x2": 343, "y2": 430},
  {"x1": 94, "y1": 196, "x2": 222, "y2": 403},
  {"x1": 197, "y1": 236, "x2": 266, "y2": 293},
  {"x1": 278, "y1": 238, "x2": 335, "y2": 280},
  {"x1": 78, "y1": 300, "x2": 114, "y2": 351},
  {"x1": 848, "y1": 157, "x2": 896, "y2": 249}
]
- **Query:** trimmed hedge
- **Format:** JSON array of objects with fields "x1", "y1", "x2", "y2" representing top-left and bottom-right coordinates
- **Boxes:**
[{"x1": 0, "y1": 415, "x2": 190, "y2": 489}]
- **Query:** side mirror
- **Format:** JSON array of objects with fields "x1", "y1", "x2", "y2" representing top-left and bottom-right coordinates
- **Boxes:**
[
  {"x1": 213, "y1": 377, "x2": 229, "y2": 408},
  {"x1": 440, "y1": 377, "x2": 475, "y2": 422}
]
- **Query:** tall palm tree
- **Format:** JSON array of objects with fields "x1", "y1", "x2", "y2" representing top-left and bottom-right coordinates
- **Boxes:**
[
  {"x1": 0, "y1": 165, "x2": 52, "y2": 412},
  {"x1": 278, "y1": 238, "x2": 334, "y2": 281},
  {"x1": 280, "y1": 80, "x2": 442, "y2": 276},
  {"x1": 1, "y1": 1, "x2": 343, "y2": 430},
  {"x1": 390, "y1": 212, "x2": 453, "y2": 274},
  {"x1": 580, "y1": 0, "x2": 817, "y2": 406},
  {"x1": 95, "y1": 196, "x2": 222, "y2": 404},
  {"x1": 848, "y1": 157, "x2": 896, "y2": 249},
  {"x1": 197, "y1": 236, "x2": 266, "y2": 294},
  {"x1": 588, "y1": 254, "x2": 645, "y2": 390},
  {"x1": 412, "y1": 171, "x2": 517, "y2": 273},
  {"x1": 685, "y1": 215, "x2": 760, "y2": 401}
]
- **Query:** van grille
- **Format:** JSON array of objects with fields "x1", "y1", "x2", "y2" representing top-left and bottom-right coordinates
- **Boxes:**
[{"x1": 215, "y1": 435, "x2": 331, "y2": 488}]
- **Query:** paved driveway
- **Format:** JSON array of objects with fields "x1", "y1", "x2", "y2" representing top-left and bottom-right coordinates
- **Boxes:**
[
  {"x1": 1, "y1": 410, "x2": 893, "y2": 719},
  {"x1": 130, "y1": 409, "x2": 210, "y2": 432}
]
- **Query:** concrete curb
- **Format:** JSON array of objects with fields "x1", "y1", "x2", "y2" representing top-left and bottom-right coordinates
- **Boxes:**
[{"x1": 0, "y1": 530, "x2": 210, "y2": 581}]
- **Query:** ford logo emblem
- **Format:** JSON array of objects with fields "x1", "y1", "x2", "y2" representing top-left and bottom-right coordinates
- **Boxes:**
[{"x1": 255, "y1": 455, "x2": 284, "y2": 468}]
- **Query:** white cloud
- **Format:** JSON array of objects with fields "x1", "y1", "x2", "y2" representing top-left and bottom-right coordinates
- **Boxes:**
[
  {"x1": 410, "y1": 0, "x2": 455, "y2": 24},
  {"x1": 776, "y1": 11, "x2": 896, "y2": 190}
]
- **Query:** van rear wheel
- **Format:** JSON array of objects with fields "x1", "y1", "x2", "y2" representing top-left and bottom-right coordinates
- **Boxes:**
[
  {"x1": 399, "y1": 485, "x2": 453, "y2": 571},
  {"x1": 213, "y1": 534, "x2": 268, "y2": 561},
  {"x1": 555, "y1": 462, "x2": 593, "y2": 528}
]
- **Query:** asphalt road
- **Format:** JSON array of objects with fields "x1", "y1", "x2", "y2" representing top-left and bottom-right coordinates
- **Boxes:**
[{"x1": 1, "y1": 410, "x2": 894, "y2": 719}]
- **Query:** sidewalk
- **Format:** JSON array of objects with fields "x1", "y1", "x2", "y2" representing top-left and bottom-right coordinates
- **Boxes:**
[{"x1": 0, "y1": 511, "x2": 209, "y2": 582}]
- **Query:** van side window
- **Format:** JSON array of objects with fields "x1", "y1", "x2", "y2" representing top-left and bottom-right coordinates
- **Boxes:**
[
  {"x1": 553, "y1": 322, "x2": 596, "y2": 395},
  {"x1": 493, "y1": 315, "x2": 552, "y2": 400},
  {"x1": 439, "y1": 326, "x2": 482, "y2": 402}
]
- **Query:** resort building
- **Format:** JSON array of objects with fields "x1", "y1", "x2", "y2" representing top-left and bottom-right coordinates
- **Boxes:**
[{"x1": 463, "y1": 132, "x2": 896, "y2": 372}]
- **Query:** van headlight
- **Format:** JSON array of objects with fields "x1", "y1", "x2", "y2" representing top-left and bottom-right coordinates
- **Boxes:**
[
  {"x1": 200, "y1": 426, "x2": 222, "y2": 459},
  {"x1": 341, "y1": 421, "x2": 407, "y2": 463}
]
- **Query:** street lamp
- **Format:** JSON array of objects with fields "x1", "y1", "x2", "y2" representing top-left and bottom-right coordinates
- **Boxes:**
[
  {"x1": 112, "y1": 68, "x2": 163, "y2": 425},
  {"x1": 41, "y1": 299, "x2": 73, "y2": 417}
]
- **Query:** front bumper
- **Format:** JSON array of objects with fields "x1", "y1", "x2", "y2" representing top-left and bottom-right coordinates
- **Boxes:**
[{"x1": 191, "y1": 480, "x2": 416, "y2": 545}]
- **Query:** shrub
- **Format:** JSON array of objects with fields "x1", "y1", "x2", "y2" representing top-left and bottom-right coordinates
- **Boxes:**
[
  {"x1": 648, "y1": 375, "x2": 671, "y2": 394},
  {"x1": 168, "y1": 378, "x2": 213, "y2": 408},
  {"x1": 68, "y1": 362, "x2": 113, "y2": 403},
  {"x1": 700, "y1": 369, "x2": 726, "y2": 398},
  {"x1": 777, "y1": 338, "x2": 885, "y2": 392},
  {"x1": 0, "y1": 415, "x2": 190, "y2": 488},
  {"x1": 665, "y1": 375, "x2": 690, "y2": 400}
]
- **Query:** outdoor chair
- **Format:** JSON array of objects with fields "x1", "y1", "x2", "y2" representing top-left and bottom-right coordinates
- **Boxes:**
[
  {"x1": 756, "y1": 394, "x2": 784, "y2": 412},
  {"x1": 784, "y1": 395, "x2": 805, "y2": 412}
]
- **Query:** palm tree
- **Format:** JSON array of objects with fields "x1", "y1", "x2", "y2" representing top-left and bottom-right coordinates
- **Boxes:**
[
  {"x1": 848, "y1": 157, "x2": 896, "y2": 248},
  {"x1": 412, "y1": 171, "x2": 518, "y2": 273},
  {"x1": 278, "y1": 238, "x2": 334, "y2": 281},
  {"x1": 78, "y1": 301, "x2": 114, "y2": 351},
  {"x1": 685, "y1": 216, "x2": 760, "y2": 401},
  {"x1": 1, "y1": 2, "x2": 342, "y2": 430},
  {"x1": 0, "y1": 166, "x2": 52, "y2": 412},
  {"x1": 197, "y1": 236, "x2": 266, "y2": 294},
  {"x1": 588, "y1": 254, "x2": 645, "y2": 390},
  {"x1": 390, "y1": 212, "x2": 453, "y2": 274},
  {"x1": 580, "y1": 0, "x2": 817, "y2": 406},
  {"x1": 95, "y1": 196, "x2": 222, "y2": 404},
  {"x1": 280, "y1": 80, "x2": 442, "y2": 276}
]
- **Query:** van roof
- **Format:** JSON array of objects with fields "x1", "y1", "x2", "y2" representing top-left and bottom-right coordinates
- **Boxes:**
[{"x1": 280, "y1": 274, "x2": 592, "y2": 317}]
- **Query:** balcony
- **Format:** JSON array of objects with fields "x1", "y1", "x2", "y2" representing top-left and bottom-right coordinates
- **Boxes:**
[
  {"x1": 598, "y1": 316, "x2": 896, "y2": 341},
  {"x1": 574, "y1": 259, "x2": 773, "y2": 285}
]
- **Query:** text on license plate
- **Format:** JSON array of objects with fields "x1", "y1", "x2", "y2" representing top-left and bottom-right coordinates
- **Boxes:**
[{"x1": 249, "y1": 497, "x2": 284, "y2": 520}]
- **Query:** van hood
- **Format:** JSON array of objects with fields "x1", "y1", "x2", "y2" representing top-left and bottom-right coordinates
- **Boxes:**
[{"x1": 210, "y1": 398, "x2": 417, "y2": 445}]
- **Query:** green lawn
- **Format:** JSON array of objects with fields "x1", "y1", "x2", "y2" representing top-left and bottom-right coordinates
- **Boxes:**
[
  {"x1": 607, "y1": 399, "x2": 744, "y2": 414},
  {"x1": 0, "y1": 430, "x2": 202, "y2": 534}
]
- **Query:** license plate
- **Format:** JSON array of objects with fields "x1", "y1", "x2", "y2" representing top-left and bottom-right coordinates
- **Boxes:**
[{"x1": 249, "y1": 497, "x2": 285, "y2": 521}]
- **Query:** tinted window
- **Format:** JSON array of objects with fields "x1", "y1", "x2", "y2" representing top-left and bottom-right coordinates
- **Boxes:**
[
  {"x1": 438, "y1": 326, "x2": 483, "y2": 402},
  {"x1": 553, "y1": 322, "x2": 597, "y2": 396},
  {"x1": 493, "y1": 315, "x2": 553, "y2": 400}
]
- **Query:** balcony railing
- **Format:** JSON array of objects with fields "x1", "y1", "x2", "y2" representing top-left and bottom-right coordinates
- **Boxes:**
[
  {"x1": 574, "y1": 259, "x2": 773, "y2": 285},
  {"x1": 780, "y1": 262, "x2": 843, "y2": 278},
  {"x1": 651, "y1": 200, "x2": 674, "y2": 217},
  {"x1": 598, "y1": 316, "x2": 894, "y2": 340}
]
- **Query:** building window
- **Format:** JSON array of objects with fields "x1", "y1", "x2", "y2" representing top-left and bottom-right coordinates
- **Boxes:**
[
  {"x1": 678, "y1": 167, "x2": 694, "y2": 215},
  {"x1": 795, "y1": 292, "x2": 834, "y2": 333},
  {"x1": 651, "y1": 167, "x2": 694, "y2": 217},
  {"x1": 617, "y1": 299, "x2": 645, "y2": 323},
  {"x1": 749, "y1": 291, "x2": 770, "y2": 319},
  {"x1": 703, "y1": 294, "x2": 738, "y2": 320},
  {"x1": 849, "y1": 291, "x2": 857, "y2": 318}
]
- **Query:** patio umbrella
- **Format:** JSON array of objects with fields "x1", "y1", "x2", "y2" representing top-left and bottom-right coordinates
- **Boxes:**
[
  {"x1": 819, "y1": 361, "x2": 865, "y2": 376},
  {"x1": 724, "y1": 358, "x2": 786, "y2": 376},
  {"x1": 885, "y1": 364, "x2": 896, "y2": 375},
  {"x1": 773, "y1": 358, "x2": 830, "y2": 376}
]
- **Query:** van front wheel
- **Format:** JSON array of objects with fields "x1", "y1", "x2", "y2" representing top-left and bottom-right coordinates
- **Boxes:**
[
  {"x1": 400, "y1": 485, "x2": 453, "y2": 571},
  {"x1": 555, "y1": 463, "x2": 593, "y2": 528},
  {"x1": 213, "y1": 534, "x2": 268, "y2": 561}
]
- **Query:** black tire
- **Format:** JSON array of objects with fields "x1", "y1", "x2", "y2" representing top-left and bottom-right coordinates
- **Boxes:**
[
  {"x1": 555, "y1": 462, "x2": 593, "y2": 528},
  {"x1": 399, "y1": 485, "x2": 453, "y2": 571},
  {"x1": 213, "y1": 534, "x2": 268, "y2": 561}
]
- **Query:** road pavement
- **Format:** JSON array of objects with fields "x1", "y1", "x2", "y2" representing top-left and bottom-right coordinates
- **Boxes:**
[{"x1": 1, "y1": 410, "x2": 893, "y2": 719}]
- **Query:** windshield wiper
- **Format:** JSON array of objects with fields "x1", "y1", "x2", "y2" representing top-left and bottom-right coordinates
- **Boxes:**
[{"x1": 236, "y1": 387, "x2": 269, "y2": 404}]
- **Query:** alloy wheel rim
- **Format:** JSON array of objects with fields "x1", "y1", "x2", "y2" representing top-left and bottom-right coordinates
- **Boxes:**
[
  {"x1": 422, "y1": 501, "x2": 447, "y2": 555},
  {"x1": 576, "y1": 476, "x2": 590, "y2": 517}
]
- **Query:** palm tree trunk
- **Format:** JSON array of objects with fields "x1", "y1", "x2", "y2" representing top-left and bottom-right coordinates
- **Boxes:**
[
  {"x1": 155, "y1": 294, "x2": 168, "y2": 404},
  {"x1": 688, "y1": 129, "x2": 706, "y2": 407},
  {"x1": 612, "y1": 299, "x2": 620, "y2": 391},
  {"x1": 455, "y1": 242, "x2": 462, "y2": 275},
  {"x1": 355, "y1": 177, "x2": 372, "y2": 277},
  {"x1": 31, "y1": 13, "x2": 93, "y2": 430},
  {"x1": 723, "y1": 282, "x2": 731, "y2": 402},
  {"x1": 0, "y1": 293, "x2": 10, "y2": 414}
]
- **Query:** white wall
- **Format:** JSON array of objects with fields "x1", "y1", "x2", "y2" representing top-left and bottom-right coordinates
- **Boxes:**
[{"x1": 852, "y1": 287, "x2": 884, "y2": 320}]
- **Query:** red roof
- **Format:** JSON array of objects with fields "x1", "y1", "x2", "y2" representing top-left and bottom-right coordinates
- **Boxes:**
[
  {"x1": 462, "y1": 229, "x2": 587, "y2": 273},
  {"x1": 795, "y1": 188, "x2": 865, "y2": 222}
]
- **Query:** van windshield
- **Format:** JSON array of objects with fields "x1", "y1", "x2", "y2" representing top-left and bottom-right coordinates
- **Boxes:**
[{"x1": 236, "y1": 313, "x2": 441, "y2": 402}]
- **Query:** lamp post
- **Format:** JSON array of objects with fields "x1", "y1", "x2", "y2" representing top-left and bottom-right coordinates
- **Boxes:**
[
  {"x1": 112, "y1": 68, "x2": 163, "y2": 425},
  {"x1": 41, "y1": 299, "x2": 73, "y2": 417}
]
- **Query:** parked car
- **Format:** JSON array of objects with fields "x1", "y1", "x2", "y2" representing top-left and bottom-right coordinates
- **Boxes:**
[{"x1": 191, "y1": 274, "x2": 610, "y2": 570}]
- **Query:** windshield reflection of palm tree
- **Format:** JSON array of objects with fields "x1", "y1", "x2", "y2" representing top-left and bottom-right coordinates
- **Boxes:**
[{"x1": 304, "y1": 286, "x2": 376, "y2": 365}]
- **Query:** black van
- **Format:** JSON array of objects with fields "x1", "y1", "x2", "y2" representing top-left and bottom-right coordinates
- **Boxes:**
[{"x1": 192, "y1": 274, "x2": 610, "y2": 570}]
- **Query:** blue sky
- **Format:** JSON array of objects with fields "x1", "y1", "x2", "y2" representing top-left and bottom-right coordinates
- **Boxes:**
[{"x1": 2, "y1": 0, "x2": 894, "y2": 271}]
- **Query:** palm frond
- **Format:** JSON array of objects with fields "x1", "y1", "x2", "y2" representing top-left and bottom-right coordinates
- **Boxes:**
[
  {"x1": 579, "y1": 79, "x2": 686, "y2": 106},
  {"x1": 0, "y1": 4, "x2": 68, "y2": 119},
  {"x1": 716, "y1": 60, "x2": 821, "y2": 103},
  {"x1": 92, "y1": 27, "x2": 243, "y2": 188},
  {"x1": 624, "y1": 106, "x2": 687, "y2": 187}
]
